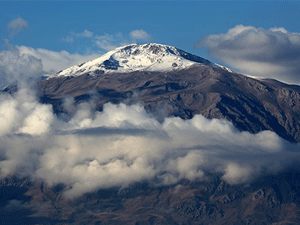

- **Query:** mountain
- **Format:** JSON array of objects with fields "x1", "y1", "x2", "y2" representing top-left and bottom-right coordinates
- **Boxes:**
[
  {"x1": 51, "y1": 43, "x2": 229, "y2": 77},
  {"x1": 39, "y1": 43, "x2": 300, "y2": 143},
  {"x1": 3, "y1": 43, "x2": 300, "y2": 225}
]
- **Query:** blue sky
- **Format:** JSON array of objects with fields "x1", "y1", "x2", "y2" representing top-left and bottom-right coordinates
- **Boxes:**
[
  {"x1": 1, "y1": 1, "x2": 300, "y2": 83},
  {"x1": 1, "y1": 1, "x2": 299, "y2": 55}
]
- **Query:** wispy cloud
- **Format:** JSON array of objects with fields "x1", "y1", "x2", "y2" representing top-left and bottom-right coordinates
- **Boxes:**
[
  {"x1": 130, "y1": 29, "x2": 151, "y2": 41},
  {"x1": 198, "y1": 25, "x2": 300, "y2": 84},
  {"x1": 64, "y1": 29, "x2": 152, "y2": 52},
  {"x1": 63, "y1": 29, "x2": 94, "y2": 43},
  {"x1": 94, "y1": 33, "x2": 129, "y2": 51},
  {"x1": 7, "y1": 17, "x2": 29, "y2": 37},
  {"x1": 76, "y1": 29, "x2": 93, "y2": 38},
  {"x1": 63, "y1": 36, "x2": 74, "y2": 43}
]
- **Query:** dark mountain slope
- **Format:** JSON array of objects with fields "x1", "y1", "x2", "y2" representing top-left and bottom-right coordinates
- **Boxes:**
[{"x1": 39, "y1": 64, "x2": 300, "y2": 143}]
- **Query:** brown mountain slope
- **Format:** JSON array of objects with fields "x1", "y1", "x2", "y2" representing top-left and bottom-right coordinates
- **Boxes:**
[{"x1": 39, "y1": 64, "x2": 300, "y2": 143}]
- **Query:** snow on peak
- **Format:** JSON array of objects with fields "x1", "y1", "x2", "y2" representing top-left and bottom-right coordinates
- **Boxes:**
[{"x1": 52, "y1": 43, "x2": 228, "y2": 77}]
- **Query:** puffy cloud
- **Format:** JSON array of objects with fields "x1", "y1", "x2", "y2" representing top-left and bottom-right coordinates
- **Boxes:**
[
  {"x1": 199, "y1": 25, "x2": 300, "y2": 84},
  {"x1": 130, "y1": 29, "x2": 151, "y2": 40},
  {"x1": 7, "y1": 17, "x2": 28, "y2": 37},
  {"x1": 0, "y1": 88, "x2": 54, "y2": 137},
  {"x1": 0, "y1": 45, "x2": 43, "y2": 88},
  {"x1": 0, "y1": 88, "x2": 55, "y2": 177},
  {"x1": 222, "y1": 163, "x2": 253, "y2": 184}
]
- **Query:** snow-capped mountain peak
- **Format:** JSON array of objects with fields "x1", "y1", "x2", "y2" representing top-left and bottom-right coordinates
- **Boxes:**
[{"x1": 53, "y1": 43, "x2": 230, "y2": 77}]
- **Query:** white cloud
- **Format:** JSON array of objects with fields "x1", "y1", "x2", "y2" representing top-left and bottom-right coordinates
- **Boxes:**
[
  {"x1": 200, "y1": 25, "x2": 300, "y2": 84},
  {"x1": 130, "y1": 30, "x2": 151, "y2": 40},
  {"x1": 0, "y1": 42, "x2": 101, "y2": 88},
  {"x1": 7, "y1": 17, "x2": 29, "y2": 37},
  {"x1": 0, "y1": 46, "x2": 43, "y2": 88},
  {"x1": 16, "y1": 46, "x2": 100, "y2": 74},
  {"x1": 0, "y1": 89, "x2": 54, "y2": 137},
  {"x1": 222, "y1": 163, "x2": 253, "y2": 184}
]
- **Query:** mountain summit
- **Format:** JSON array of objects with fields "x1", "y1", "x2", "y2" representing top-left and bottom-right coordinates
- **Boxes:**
[{"x1": 53, "y1": 43, "x2": 231, "y2": 78}]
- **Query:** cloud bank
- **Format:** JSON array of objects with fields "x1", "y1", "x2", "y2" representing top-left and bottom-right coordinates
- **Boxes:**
[
  {"x1": 200, "y1": 25, "x2": 300, "y2": 84},
  {"x1": 0, "y1": 88, "x2": 299, "y2": 199}
]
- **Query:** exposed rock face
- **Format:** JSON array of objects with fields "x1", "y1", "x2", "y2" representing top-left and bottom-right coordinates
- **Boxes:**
[{"x1": 39, "y1": 64, "x2": 300, "y2": 143}]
